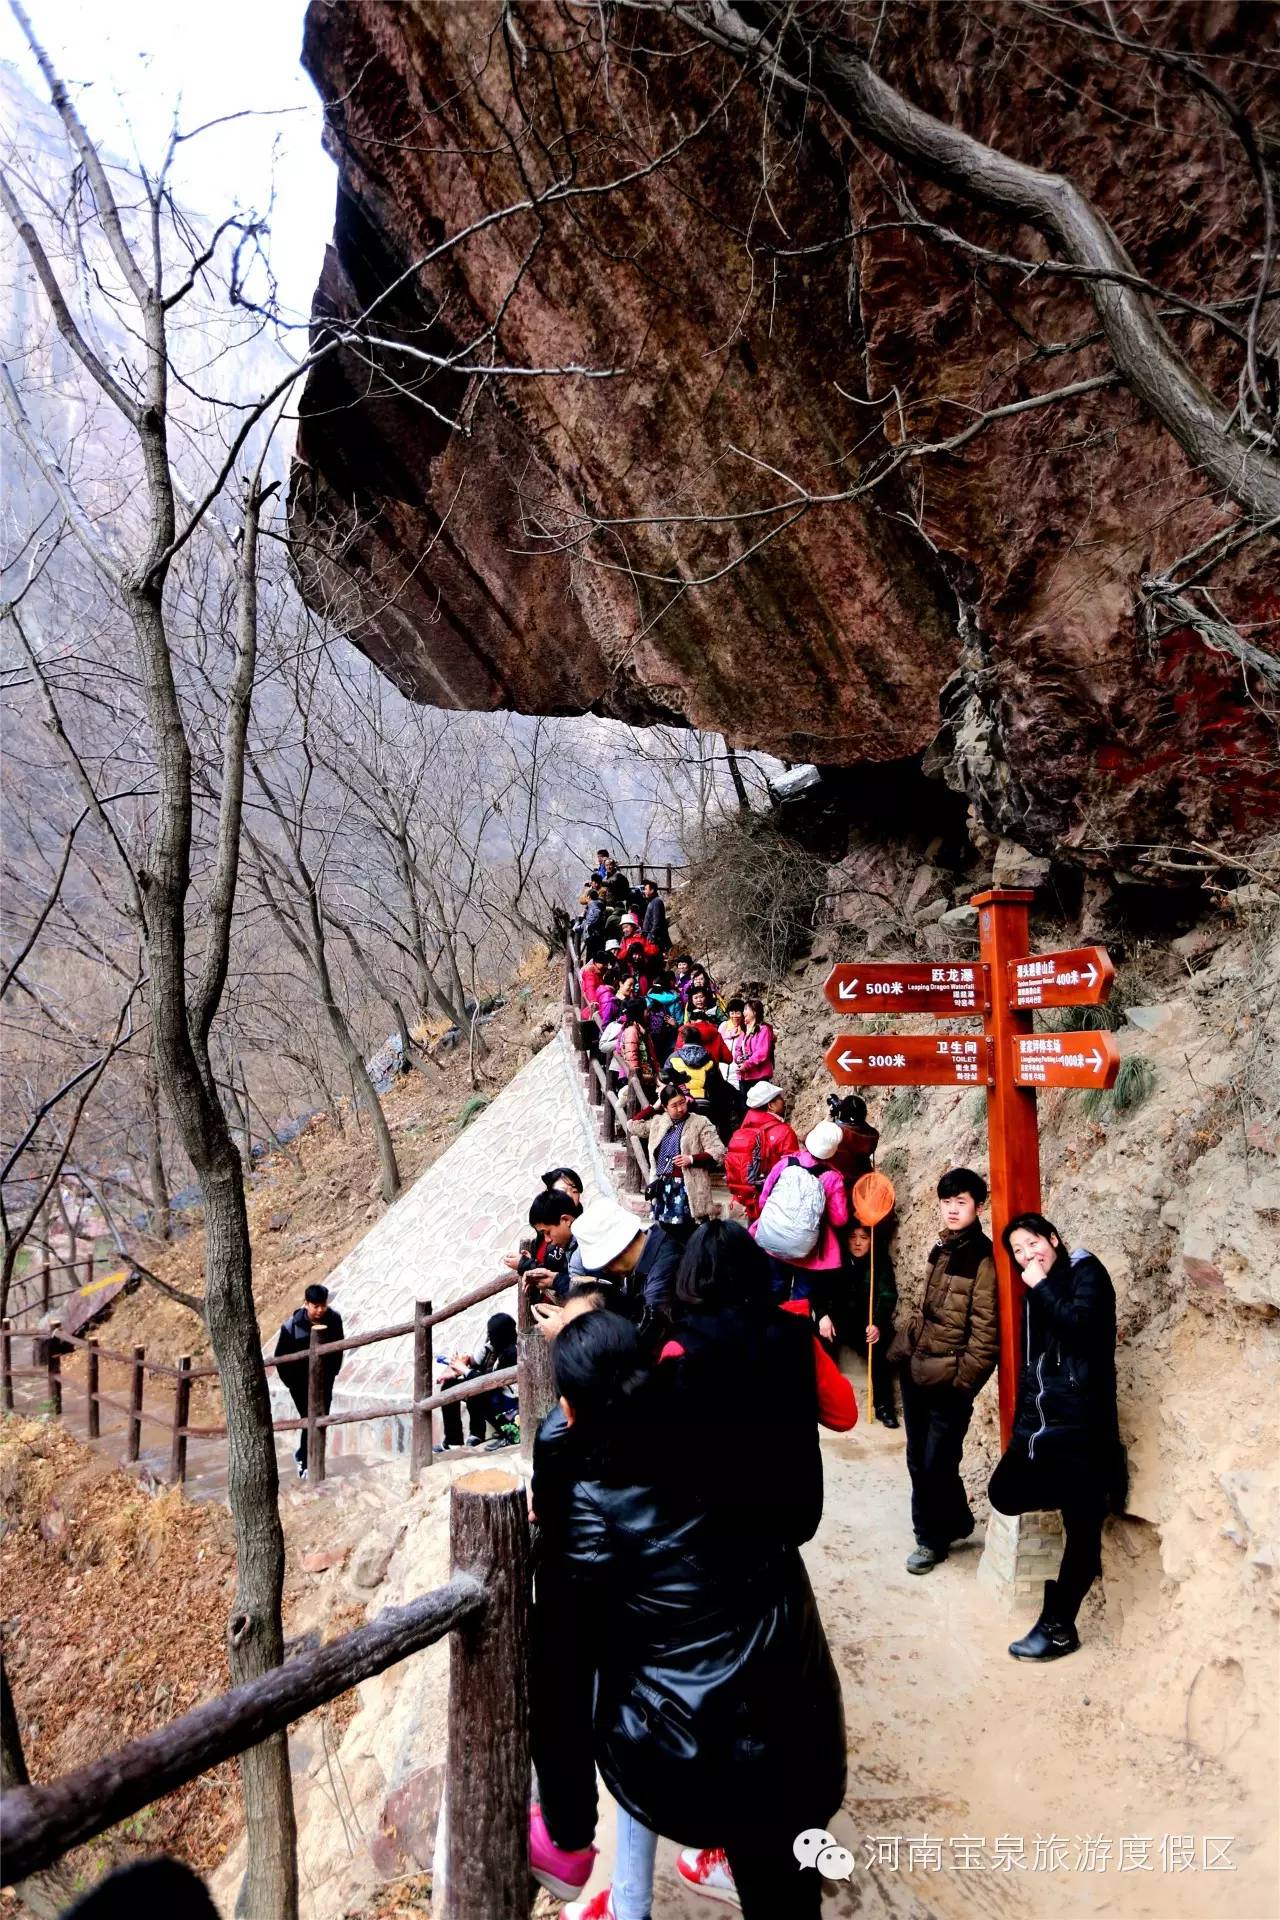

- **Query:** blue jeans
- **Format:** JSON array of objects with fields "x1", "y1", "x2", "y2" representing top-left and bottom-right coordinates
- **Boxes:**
[{"x1": 612, "y1": 1807, "x2": 658, "y2": 1920}]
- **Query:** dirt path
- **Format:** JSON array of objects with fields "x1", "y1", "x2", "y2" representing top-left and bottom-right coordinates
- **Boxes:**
[{"x1": 582, "y1": 1391, "x2": 1278, "y2": 1920}]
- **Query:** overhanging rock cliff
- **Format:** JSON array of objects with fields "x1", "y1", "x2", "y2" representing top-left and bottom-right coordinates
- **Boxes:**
[{"x1": 291, "y1": 3, "x2": 1278, "y2": 877}]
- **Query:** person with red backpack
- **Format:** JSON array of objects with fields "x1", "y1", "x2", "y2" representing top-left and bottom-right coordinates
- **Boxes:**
[
  {"x1": 724, "y1": 1082, "x2": 799, "y2": 1222},
  {"x1": 751, "y1": 1121, "x2": 849, "y2": 1304}
]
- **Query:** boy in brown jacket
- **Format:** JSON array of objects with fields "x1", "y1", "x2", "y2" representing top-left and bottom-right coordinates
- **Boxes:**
[{"x1": 897, "y1": 1167, "x2": 999, "y2": 1573}]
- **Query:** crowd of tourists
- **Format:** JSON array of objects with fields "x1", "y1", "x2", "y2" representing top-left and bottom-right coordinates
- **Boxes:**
[
  {"x1": 285, "y1": 854, "x2": 1125, "y2": 1918},
  {"x1": 511, "y1": 855, "x2": 1127, "y2": 1917}
]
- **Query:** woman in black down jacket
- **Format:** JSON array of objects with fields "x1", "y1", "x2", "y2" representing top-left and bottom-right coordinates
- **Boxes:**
[
  {"x1": 531, "y1": 1308, "x2": 846, "y2": 1919},
  {"x1": 989, "y1": 1213, "x2": 1126, "y2": 1662}
]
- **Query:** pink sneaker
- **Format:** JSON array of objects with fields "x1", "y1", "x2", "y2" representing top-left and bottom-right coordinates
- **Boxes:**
[
  {"x1": 564, "y1": 1891, "x2": 615, "y2": 1920},
  {"x1": 529, "y1": 1803, "x2": 598, "y2": 1901},
  {"x1": 676, "y1": 1845, "x2": 740, "y2": 1906}
]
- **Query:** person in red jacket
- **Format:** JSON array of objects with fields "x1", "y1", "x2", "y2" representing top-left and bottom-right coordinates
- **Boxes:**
[
  {"x1": 680, "y1": 985, "x2": 732, "y2": 1063},
  {"x1": 617, "y1": 915, "x2": 660, "y2": 984},
  {"x1": 724, "y1": 1081, "x2": 800, "y2": 1221}
]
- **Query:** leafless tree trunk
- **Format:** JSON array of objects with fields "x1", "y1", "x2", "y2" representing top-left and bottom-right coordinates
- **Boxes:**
[{"x1": 1, "y1": 16, "x2": 299, "y2": 1907}]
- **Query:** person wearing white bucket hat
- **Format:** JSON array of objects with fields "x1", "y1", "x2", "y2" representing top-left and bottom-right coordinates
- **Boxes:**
[
  {"x1": 566, "y1": 1195, "x2": 682, "y2": 1344},
  {"x1": 751, "y1": 1119, "x2": 850, "y2": 1303},
  {"x1": 724, "y1": 1082, "x2": 799, "y2": 1223}
]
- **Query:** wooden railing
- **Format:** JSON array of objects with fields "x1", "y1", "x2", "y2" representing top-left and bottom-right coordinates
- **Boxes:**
[
  {"x1": 3, "y1": 1256, "x2": 97, "y2": 1327},
  {"x1": 0, "y1": 1469, "x2": 532, "y2": 1919},
  {"x1": 615, "y1": 860, "x2": 681, "y2": 891},
  {"x1": 1, "y1": 1265, "x2": 556, "y2": 1487},
  {"x1": 564, "y1": 932, "x2": 655, "y2": 1191}
]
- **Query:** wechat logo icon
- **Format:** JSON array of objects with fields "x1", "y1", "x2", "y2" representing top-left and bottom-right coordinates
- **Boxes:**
[{"x1": 793, "y1": 1828, "x2": 857, "y2": 1880}]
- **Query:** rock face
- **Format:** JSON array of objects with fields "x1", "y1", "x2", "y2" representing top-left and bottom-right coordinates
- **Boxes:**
[{"x1": 292, "y1": 4, "x2": 1278, "y2": 873}]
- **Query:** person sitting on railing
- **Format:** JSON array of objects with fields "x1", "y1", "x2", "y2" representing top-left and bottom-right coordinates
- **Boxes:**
[
  {"x1": 434, "y1": 1311, "x2": 519, "y2": 1453},
  {"x1": 579, "y1": 948, "x2": 605, "y2": 1012},
  {"x1": 274, "y1": 1283, "x2": 345, "y2": 1482}
]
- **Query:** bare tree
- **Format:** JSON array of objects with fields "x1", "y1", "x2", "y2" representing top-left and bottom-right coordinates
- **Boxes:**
[{"x1": 0, "y1": 12, "x2": 299, "y2": 1907}]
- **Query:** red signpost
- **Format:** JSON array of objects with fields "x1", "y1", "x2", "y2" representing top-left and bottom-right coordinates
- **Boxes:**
[{"x1": 824, "y1": 888, "x2": 1120, "y2": 1445}]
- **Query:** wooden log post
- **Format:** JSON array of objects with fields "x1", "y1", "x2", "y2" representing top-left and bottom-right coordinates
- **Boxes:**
[
  {"x1": 86, "y1": 1341, "x2": 99, "y2": 1441},
  {"x1": 125, "y1": 1346, "x2": 145, "y2": 1464},
  {"x1": 443, "y1": 1471, "x2": 531, "y2": 1920},
  {"x1": 1, "y1": 1321, "x2": 11, "y2": 1413},
  {"x1": 45, "y1": 1326, "x2": 61, "y2": 1418},
  {"x1": 516, "y1": 1282, "x2": 556, "y2": 1464},
  {"x1": 410, "y1": 1298, "x2": 433, "y2": 1482},
  {"x1": 169, "y1": 1356, "x2": 191, "y2": 1486},
  {"x1": 307, "y1": 1326, "x2": 326, "y2": 1485}
]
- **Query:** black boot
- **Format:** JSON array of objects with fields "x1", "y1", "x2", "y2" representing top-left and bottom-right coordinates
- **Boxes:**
[
  {"x1": 874, "y1": 1404, "x2": 899, "y2": 1428},
  {"x1": 1009, "y1": 1581, "x2": 1080, "y2": 1661}
]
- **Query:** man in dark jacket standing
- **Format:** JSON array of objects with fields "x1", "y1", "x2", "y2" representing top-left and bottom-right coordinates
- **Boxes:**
[
  {"x1": 275, "y1": 1283, "x2": 344, "y2": 1480},
  {"x1": 894, "y1": 1168, "x2": 999, "y2": 1573},
  {"x1": 640, "y1": 879, "x2": 669, "y2": 953}
]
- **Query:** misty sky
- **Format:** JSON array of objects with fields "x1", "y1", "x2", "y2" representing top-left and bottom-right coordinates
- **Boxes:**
[{"x1": 0, "y1": 0, "x2": 336, "y2": 323}]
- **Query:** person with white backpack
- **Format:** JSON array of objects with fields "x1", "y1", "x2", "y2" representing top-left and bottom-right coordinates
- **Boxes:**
[{"x1": 751, "y1": 1120, "x2": 850, "y2": 1304}]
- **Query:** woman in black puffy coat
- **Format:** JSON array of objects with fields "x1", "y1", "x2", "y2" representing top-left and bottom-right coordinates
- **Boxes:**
[
  {"x1": 989, "y1": 1213, "x2": 1126, "y2": 1662},
  {"x1": 531, "y1": 1308, "x2": 846, "y2": 1919}
]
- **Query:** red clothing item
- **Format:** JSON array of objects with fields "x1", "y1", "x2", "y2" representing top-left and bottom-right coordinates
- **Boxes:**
[
  {"x1": 682, "y1": 1017, "x2": 731, "y2": 1064},
  {"x1": 724, "y1": 1110, "x2": 801, "y2": 1221},
  {"x1": 660, "y1": 1302, "x2": 856, "y2": 1432}
]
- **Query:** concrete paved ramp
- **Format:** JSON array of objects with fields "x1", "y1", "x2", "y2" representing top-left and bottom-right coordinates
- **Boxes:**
[{"x1": 280, "y1": 1031, "x2": 609, "y2": 1456}]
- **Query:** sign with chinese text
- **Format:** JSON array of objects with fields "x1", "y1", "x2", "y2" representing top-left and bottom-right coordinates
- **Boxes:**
[
  {"x1": 825, "y1": 1034, "x2": 994, "y2": 1087},
  {"x1": 825, "y1": 962, "x2": 989, "y2": 1014},
  {"x1": 1007, "y1": 946, "x2": 1114, "y2": 1010},
  {"x1": 1011, "y1": 1032, "x2": 1120, "y2": 1088}
]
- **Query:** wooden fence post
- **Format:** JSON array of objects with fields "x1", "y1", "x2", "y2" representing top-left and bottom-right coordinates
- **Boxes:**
[
  {"x1": 1, "y1": 1321, "x2": 11, "y2": 1413},
  {"x1": 126, "y1": 1346, "x2": 145, "y2": 1463},
  {"x1": 410, "y1": 1298, "x2": 434, "y2": 1481},
  {"x1": 86, "y1": 1341, "x2": 99, "y2": 1441},
  {"x1": 169, "y1": 1356, "x2": 191, "y2": 1485},
  {"x1": 46, "y1": 1325, "x2": 61, "y2": 1417},
  {"x1": 307, "y1": 1327, "x2": 326, "y2": 1485},
  {"x1": 443, "y1": 1471, "x2": 531, "y2": 1920},
  {"x1": 516, "y1": 1284, "x2": 556, "y2": 1464}
]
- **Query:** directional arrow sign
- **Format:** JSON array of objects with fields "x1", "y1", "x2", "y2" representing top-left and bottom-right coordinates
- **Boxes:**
[
  {"x1": 1012, "y1": 1031, "x2": 1120, "y2": 1088},
  {"x1": 1007, "y1": 945, "x2": 1114, "y2": 1010},
  {"x1": 825, "y1": 1034, "x2": 994, "y2": 1087},
  {"x1": 824, "y1": 962, "x2": 989, "y2": 1014}
]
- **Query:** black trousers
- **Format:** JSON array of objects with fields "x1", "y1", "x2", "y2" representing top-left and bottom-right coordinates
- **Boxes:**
[
  {"x1": 726, "y1": 1823, "x2": 825, "y2": 1919},
  {"x1": 285, "y1": 1378, "x2": 332, "y2": 1470},
  {"x1": 988, "y1": 1446, "x2": 1107, "y2": 1623},
  {"x1": 900, "y1": 1374, "x2": 976, "y2": 1551},
  {"x1": 441, "y1": 1383, "x2": 516, "y2": 1447}
]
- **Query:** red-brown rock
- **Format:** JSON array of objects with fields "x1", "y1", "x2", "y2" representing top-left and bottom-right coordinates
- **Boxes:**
[{"x1": 292, "y1": 3, "x2": 1279, "y2": 875}]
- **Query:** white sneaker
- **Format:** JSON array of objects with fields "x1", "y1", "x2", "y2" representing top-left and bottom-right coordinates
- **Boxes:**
[
  {"x1": 676, "y1": 1846, "x2": 740, "y2": 1906},
  {"x1": 563, "y1": 1888, "x2": 615, "y2": 1919}
]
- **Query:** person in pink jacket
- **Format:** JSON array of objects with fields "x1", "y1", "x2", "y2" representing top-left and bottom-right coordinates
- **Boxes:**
[
  {"x1": 752, "y1": 1121, "x2": 850, "y2": 1305},
  {"x1": 731, "y1": 997, "x2": 776, "y2": 1085}
]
